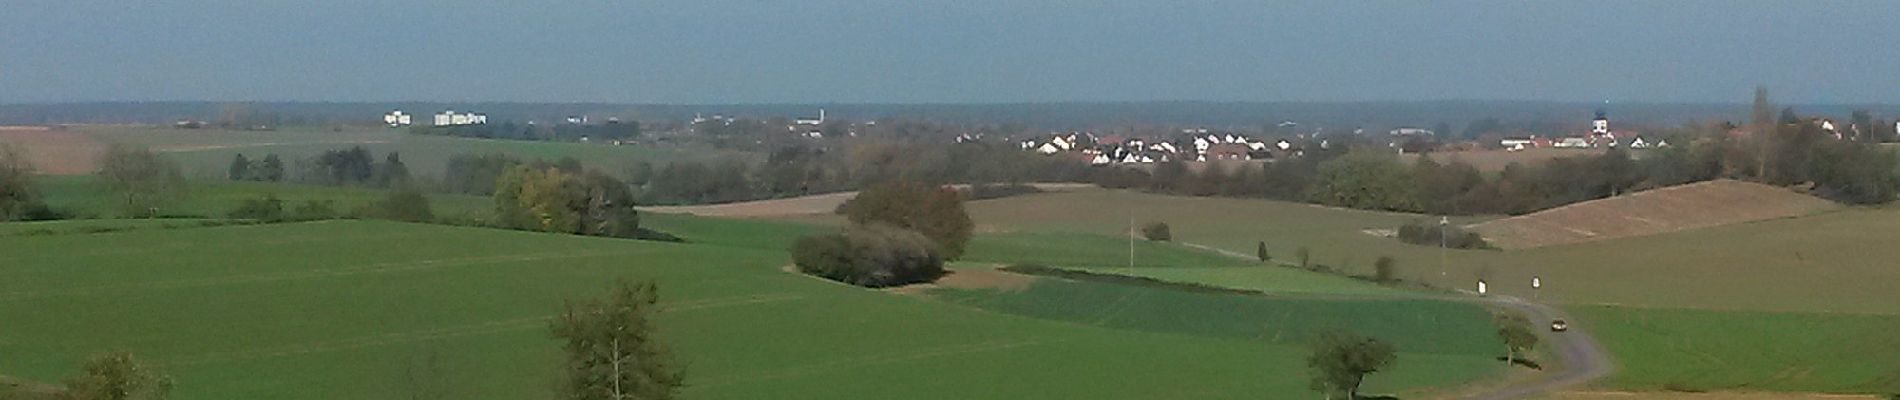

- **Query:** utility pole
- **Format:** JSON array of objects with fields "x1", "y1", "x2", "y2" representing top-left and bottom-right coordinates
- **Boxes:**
[
  {"x1": 1439, "y1": 216, "x2": 1448, "y2": 285},
  {"x1": 1128, "y1": 211, "x2": 1135, "y2": 273}
]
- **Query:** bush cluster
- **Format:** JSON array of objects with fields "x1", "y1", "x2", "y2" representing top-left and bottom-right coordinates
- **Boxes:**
[
  {"x1": 1395, "y1": 220, "x2": 1490, "y2": 249},
  {"x1": 226, "y1": 194, "x2": 340, "y2": 222},
  {"x1": 791, "y1": 224, "x2": 944, "y2": 288},
  {"x1": 1140, "y1": 222, "x2": 1172, "y2": 241}
]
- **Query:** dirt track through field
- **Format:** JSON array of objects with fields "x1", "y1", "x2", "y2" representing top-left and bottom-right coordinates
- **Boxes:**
[
  {"x1": 171, "y1": 293, "x2": 806, "y2": 366},
  {"x1": 0, "y1": 127, "x2": 104, "y2": 174}
]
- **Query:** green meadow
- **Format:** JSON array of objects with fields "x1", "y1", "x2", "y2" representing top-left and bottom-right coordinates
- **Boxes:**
[
  {"x1": 23, "y1": 168, "x2": 1900, "y2": 397},
  {"x1": 0, "y1": 211, "x2": 1508, "y2": 399},
  {"x1": 35, "y1": 175, "x2": 492, "y2": 219},
  {"x1": 1571, "y1": 306, "x2": 1900, "y2": 393}
]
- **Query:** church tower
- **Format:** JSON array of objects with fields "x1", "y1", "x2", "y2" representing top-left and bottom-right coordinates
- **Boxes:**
[{"x1": 1591, "y1": 109, "x2": 1610, "y2": 135}]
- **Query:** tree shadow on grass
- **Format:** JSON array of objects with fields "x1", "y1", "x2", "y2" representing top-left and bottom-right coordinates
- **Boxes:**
[{"x1": 1495, "y1": 356, "x2": 1543, "y2": 370}]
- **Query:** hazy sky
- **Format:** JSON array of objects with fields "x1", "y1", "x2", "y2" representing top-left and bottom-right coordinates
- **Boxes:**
[{"x1": 4, "y1": 1, "x2": 1898, "y2": 104}]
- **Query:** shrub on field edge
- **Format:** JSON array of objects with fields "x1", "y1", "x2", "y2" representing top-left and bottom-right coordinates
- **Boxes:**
[
  {"x1": 1396, "y1": 219, "x2": 1491, "y2": 249},
  {"x1": 1140, "y1": 221, "x2": 1171, "y2": 241},
  {"x1": 791, "y1": 223, "x2": 944, "y2": 288}
]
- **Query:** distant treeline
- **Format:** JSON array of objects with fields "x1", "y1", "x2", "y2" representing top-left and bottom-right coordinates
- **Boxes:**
[
  {"x1": 437, "y1": 139, "x2": 1091, "y2": 205},
  {"x1": 625, "y1": 140, "x2": 1092, "y2": 205},
  {"x1": 408, "y1": 121, "x2": 640, "y2": 142},
  {"x1": 229, "y1": 147, "x2": 410, "y2": 188},
  {"x1": 12, "y1": 101, "x2": 1900, "y2": 132},
  {"x1": 1104, "y1": 112, "x2": 1899, "y2": 215}
]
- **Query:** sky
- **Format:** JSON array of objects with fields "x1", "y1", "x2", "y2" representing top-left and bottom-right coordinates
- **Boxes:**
[{"x1": 3, "y1": 0, "x2": 1898, "y2": 104}]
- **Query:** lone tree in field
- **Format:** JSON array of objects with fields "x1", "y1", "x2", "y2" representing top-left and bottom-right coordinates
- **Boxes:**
[
  {"x1": 256, "y1": 154, "x2": 285, "y2": 182},
  {"x1": 1494, "y1": 312, "x2": 1540, "y2": 366},
  {"x1": 1256, "y1": 241, "x2": 1270, "y2": 263},
  {"x1": 1306, "y1": 331, "x2": 1396, "y2": 400},
  {"x1": 97, "y1": 145, "x2": 186, "y2": 218},
  {"x1": 62, "y1": 351, "x2": 173, "y2": 400},
  {"x1": 1140, "y1": 221, "x2": 1171, "y2": 241},
  {"x1": 227, "y1": 153, "x2": 251, "y2": 181},
  {"x1": 0, "y1": 144, "x2": 45, "y2": 221},
  {"x1": 549, "y1": 280, "x2": 683, "y2": 400},
  {"x1": 1373, "y1": 257, "x2": 1397, "y2": 285},
  {"x1": 838, "y1": 180, "x2": 973, "y2": 259}
]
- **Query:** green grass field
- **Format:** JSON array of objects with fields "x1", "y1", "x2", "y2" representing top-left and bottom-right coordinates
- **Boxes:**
[
  {"x1": 933, "y1": 277, "x2": 1498, "y2": 356},
  {"x1": 35, "y1": 175, "x2": 492, "y2": 219},
  {"x1": 0, "y1": 215, "x2": 1508, "y2": 399},
  {"x1": 1572, "y1": 306, "x2": 1900, "y2": 393},
  {"x1": 75, "y1": 125, "x2": 757, "y2": 179},
  {"x1": 27, "y1": 163, "x2": 1900, "y2": 396}
]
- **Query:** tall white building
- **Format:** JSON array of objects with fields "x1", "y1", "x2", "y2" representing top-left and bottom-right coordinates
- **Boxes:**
[
  {"x1": 383, "y1": 110, "x2": 412, "y2": 127},
  {"x1": 433, "y1": 110, "x2": 487, "y2": 127}
]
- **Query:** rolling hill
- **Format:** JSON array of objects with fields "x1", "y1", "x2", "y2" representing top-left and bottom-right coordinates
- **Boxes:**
[{"x1": 1468, "y1": 179, "x2": 1839, "y2": 249}]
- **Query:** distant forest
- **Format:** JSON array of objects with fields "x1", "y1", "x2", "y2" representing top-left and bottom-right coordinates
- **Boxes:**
[{"x1": 7, "y1": 101, "x2": 1900, "y2": 133}]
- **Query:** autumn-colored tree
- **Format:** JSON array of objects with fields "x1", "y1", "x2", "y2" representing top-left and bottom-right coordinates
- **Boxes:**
[{"x1": 838, "y1": 180, "x2": 973, "y2": 259}]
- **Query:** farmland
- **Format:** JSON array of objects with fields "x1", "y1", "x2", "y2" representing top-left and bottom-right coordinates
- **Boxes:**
[
  {"x1": 1469, "y1": 179, "x2": 1838, "y2": 249},
  {"x1": 0, "y1": 213, "x2": 1507, "y2": 399},
  {"x1": 950, "y1": 187, "x2": 1900, "y2": 395},
  {"x1": 9, "y1": 149, "x2": 1897, "y2": 397},
  {"x1": 0, "y1": 127, "x2": 100, "y2": 175}
]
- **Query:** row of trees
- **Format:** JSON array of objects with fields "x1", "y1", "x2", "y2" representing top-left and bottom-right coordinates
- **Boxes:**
[
  {"x1": 1102, "y1": 91, "x2": 1897, "y2": 215},
  {"x1": 224, "y1": 153, "x2": 284, "y2": 182},
  {"x1": 635, "y1": 141, "x2": 1092, "y2": 205},
  {"x1": 408, "y1": 121, "x2": 641, "y2": 142},
  {"x1": 1118, "y1": 126, "x2": 1896, "y2": 216},
  {"x1": 228, "y1": 147, "x2": 410, "y2": 188}
]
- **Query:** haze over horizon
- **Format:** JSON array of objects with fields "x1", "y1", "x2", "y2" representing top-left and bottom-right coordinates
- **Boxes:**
[{"x1": 5, "y1": 1, "x2": 1898, "y2": 105}]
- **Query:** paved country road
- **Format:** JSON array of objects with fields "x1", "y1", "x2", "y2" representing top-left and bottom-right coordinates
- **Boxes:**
[
  {"x1": 1178, "y1": 241, "x2": 1615, "y2": 399},
  {"x1": 1464, "y1": 294, "x2": 1615, "y2": 400}
]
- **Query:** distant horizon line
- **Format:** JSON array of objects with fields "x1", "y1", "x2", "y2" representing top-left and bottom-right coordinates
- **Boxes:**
[{"x1": 5, "y1": 99, "x2": 1897, "y2": 107}]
